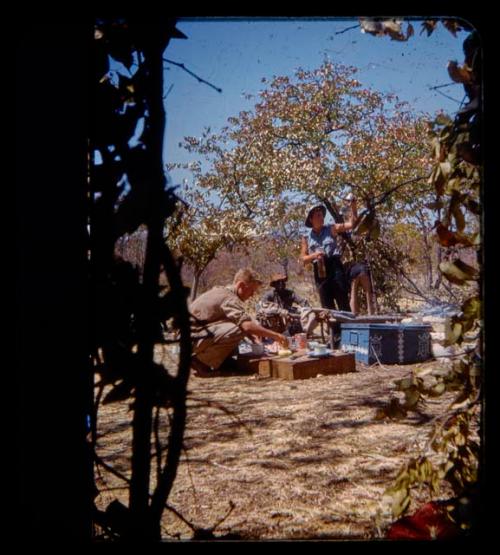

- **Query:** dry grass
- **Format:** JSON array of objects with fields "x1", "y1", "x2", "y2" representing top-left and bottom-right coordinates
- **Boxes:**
[{"x1": 93, "y1": 347, "x2": 473, "y2": 541}]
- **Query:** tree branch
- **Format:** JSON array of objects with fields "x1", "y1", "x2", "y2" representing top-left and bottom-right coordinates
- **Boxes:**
[
  {"x1": 398, "y1": 267, "x2": 435, "y2": 304},
  {"x1": 94, "y1": 452, "x2": 131, "y2": 485},
  {"x1": 429, "y1": 82, "x2": 459, "y2": 90},
  {"x1": 149, "y1": 242, "x2": 192, "y2": 524},
  {"x1": 164, "y1": 58, "x2": 222, "y2": 93},
  {"x1": 335, "y1": 24, "x2": 361, "y2": 35},
  {"x1": 431, "y1": 88, "x2": 463, "y2": 104},
  {"x1": 369, "y1": 174, "x2": 431, "y2": 211}
]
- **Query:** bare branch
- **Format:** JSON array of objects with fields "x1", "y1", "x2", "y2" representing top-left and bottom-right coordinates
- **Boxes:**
[
  {"x1": 164, "y1": 58, "x2": 223, "y2": 93},
  {"x1": 429, "y1": 82, "x2": 459, "y2": 90},
  {"x1": 149, "y1": 242, "x2": 193, "y2": 524},
  {"x1": 163, "y1": 83, "x2": 175, "y2": 100},
  {"x1": 153, "y1": 406, "x2": 163, "y2": 483},
  {"x1": 431, "y1": 88, "x2": 463, "y2": 104},
  {"x1": 335, "y1": 24, "x2": 361, "y2": 35},
  {"x1": 164, "y1": 503, "x2": 197, "y2": 531},
  {"x1": 94, "y1": 452, "x2": 131, "y2": 484}
]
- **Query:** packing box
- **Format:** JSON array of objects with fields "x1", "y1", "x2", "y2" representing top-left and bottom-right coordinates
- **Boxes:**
[
  {"x1": 236, "y1": 352, "x2": 356, "y2": 379},
  {"x1": 340, "y1": 323, "x2": 432, "y2": 365},
  {"x1": 267, "y1": 352, "x2": 355, "y2": 380},
  {"x1": 236, "y1": 353, "x2": 275, "y2": 375}
]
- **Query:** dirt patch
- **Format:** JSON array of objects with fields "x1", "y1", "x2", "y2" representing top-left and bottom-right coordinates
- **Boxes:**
[{"x1": 94, "y1": 348, "x2": 476, "y2": 540}]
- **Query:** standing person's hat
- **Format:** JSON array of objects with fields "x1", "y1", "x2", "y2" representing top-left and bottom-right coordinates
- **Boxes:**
[
  {"x1": 304, "y1": 204, "x2": 326, "y2": 228},
  {"x1": 269, "y1": 273, "x2": 287, "y2": 286}
]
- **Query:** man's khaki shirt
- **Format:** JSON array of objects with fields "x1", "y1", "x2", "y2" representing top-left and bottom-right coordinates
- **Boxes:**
[{"x1": 189, "y1": 285, "x2": 251, "y2": 329}]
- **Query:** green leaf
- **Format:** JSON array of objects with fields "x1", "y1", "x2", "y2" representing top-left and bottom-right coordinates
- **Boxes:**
[
  {"x1": 455, "y1": 432, "x2": 466, "y2": 446},
  {"x1": 434, "y1": 112, "x2": 453, "y2": 126},
  {"x1": 359, "y1": 19, "x2": 384, "y2": 36},
  {"x1": 435, "y1": 222, "x2": 474, "y2": 247},
  {"x1": 442, "y1": 460, "x2": 454, "y2": 474},
  {"x1": 393, "y1": 492, "x2": 411, "y2": 518},
  {"x1": 420, "y1": 458, "x2": 434, "y2": 481},
  {"x1": 445, "y1": 321, "x2": 463, "y2": 345},
  {"x1": 394, "y1": 377, "x2": 413, "y2": 390},
  {"x1": 462, "y1": 296, "x2": 481, "y2": 321},
  {"x1": 448, "y1": 61, "x2": 474, "y2": 84},
  {"x1": 430, "y1": 137, "x2": 442, "y2": 160},
  {"x1": 439, "y1": 260, "x2": 478, "y2": 285},
  {"x1": 431, "y1": 166, "x2": 446, "y2": 196},
  {"x1": 455, "y1": 258, "x2": 479, "y2": 277},
  {"x1": 431, "y1": 382, "x2": 446, "y2": 396},
  {"x1": 445, "y1": 177, "x2": 462, "y2": 194},
  {"x1": 404, "y1": 388, "x2": 420, "y2": 408},
  {"x1": 431, "y1": 474, "x2": 441, "y2": 495},
  {"x1": 439, "y1": 161, "x2": 452, "y2": 177},
  {"x1": 452, "y1": 204, "x2": 465, "y2": 231},
  {"x1": 448, "y1": 191, "x2": 466, "y2": 231}
]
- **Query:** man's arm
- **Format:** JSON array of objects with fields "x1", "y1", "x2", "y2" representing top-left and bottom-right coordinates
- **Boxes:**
[{"x1": 240, "y1": 319, "x2": 288, "y2": 346}]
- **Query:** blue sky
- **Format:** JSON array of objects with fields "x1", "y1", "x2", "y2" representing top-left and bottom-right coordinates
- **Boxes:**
[{"x1": 162, "y1": 17, "x2": 469, "y2": 188}]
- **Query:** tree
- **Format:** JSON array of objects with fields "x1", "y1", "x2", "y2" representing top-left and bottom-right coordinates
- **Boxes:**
[
  {"x1": 90, "y1": 19, "x2": 193, "y2": 541},
  {"x1": 173, "y1": 61, "x2": 436, "y2": 309},
  {"x1": 165, "y1": 186, "x2": 257, "y2": 300}
]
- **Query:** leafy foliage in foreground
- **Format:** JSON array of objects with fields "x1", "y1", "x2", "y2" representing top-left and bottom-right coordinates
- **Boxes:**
[
  {"x1": 90, "y1": 19, "x2": 192, "y2": 541},
  {"x1": 367, "y1": 18, "x2": 482, "y2": 535}
]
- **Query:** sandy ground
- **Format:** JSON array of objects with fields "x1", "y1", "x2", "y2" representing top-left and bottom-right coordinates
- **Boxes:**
[{"x1": 93, "y1": 347, "x2": 476, "y2": 541}]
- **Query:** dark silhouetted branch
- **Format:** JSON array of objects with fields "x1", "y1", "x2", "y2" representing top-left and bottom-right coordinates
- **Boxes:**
[
  {"x1": 164, "y1": 58, "x2": 223, "y2": 93},
  {"x1": 432, "y1": 89, "x2": 463, "y2": 104},
  {"x1": 335, "y1": 24, "x2": 360, "y2": 35},
  {"x1": 429, "y1": 82, "x2": 458, "y2": 90}
]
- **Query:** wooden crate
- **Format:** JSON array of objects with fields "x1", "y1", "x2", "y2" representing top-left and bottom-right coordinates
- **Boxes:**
[
  {"x1": 236, "y1": 353, "x2": 276, "y2": 376},
  {"x1": 267, "y1": 352, "x2": 355, "y2": 380}
]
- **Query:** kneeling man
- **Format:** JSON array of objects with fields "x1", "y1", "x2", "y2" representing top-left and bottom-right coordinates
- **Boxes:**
[{"x1": 189, "y1": 268, "x2": 288, "y2": 375}]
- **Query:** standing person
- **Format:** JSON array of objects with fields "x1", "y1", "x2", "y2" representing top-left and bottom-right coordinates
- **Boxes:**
[
  {"x1": 189, "y1": 268, "x2": 288, "y2": 376},
  {"x1": 345, "y1": 259, "x2": 376, "y2": 315},
  {"x1": 337, "y1": 205, "x2": 376, "y2": 316},
  {"x1": 300, "y1": 196, "x2": 358, "y2": 347},
  {"x1": 300, "y1": 196, "x2": 359, "y2": 312}
]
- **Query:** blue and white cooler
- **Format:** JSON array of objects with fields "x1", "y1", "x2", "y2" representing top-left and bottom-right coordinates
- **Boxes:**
[{"x1": 340, "y1": 322, "x2": 433, "y2": 365}]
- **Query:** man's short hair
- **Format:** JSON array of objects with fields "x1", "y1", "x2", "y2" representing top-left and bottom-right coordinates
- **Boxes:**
[{"x1": 233, "y1": 268, "x2": 263, "y2": 286}]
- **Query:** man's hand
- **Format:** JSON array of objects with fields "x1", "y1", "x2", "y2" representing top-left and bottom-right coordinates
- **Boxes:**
[{"x1": 274, "y1": 333, "x2": 288, "y2": 347}]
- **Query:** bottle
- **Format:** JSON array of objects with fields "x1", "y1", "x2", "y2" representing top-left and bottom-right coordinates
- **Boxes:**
[
  {"x1": 316, "y1": 251, "x2": 326, "y2": 278},
  {"x1": 294, "y1": 333, "x2": 307, "y2": 350}
]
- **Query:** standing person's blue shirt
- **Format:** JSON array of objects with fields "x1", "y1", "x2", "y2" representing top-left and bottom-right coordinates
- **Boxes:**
[{"x1": 300, "y1": 199, "x2": 359, "y2": 344}]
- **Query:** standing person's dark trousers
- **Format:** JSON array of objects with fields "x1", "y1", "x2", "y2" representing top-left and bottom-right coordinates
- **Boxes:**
[
  {"x1": 315, "y1": 256, "x2": 350, "y2": 311},
  {"x1": 315, "y1": 256, "x2": 350, "y2": 347}
]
